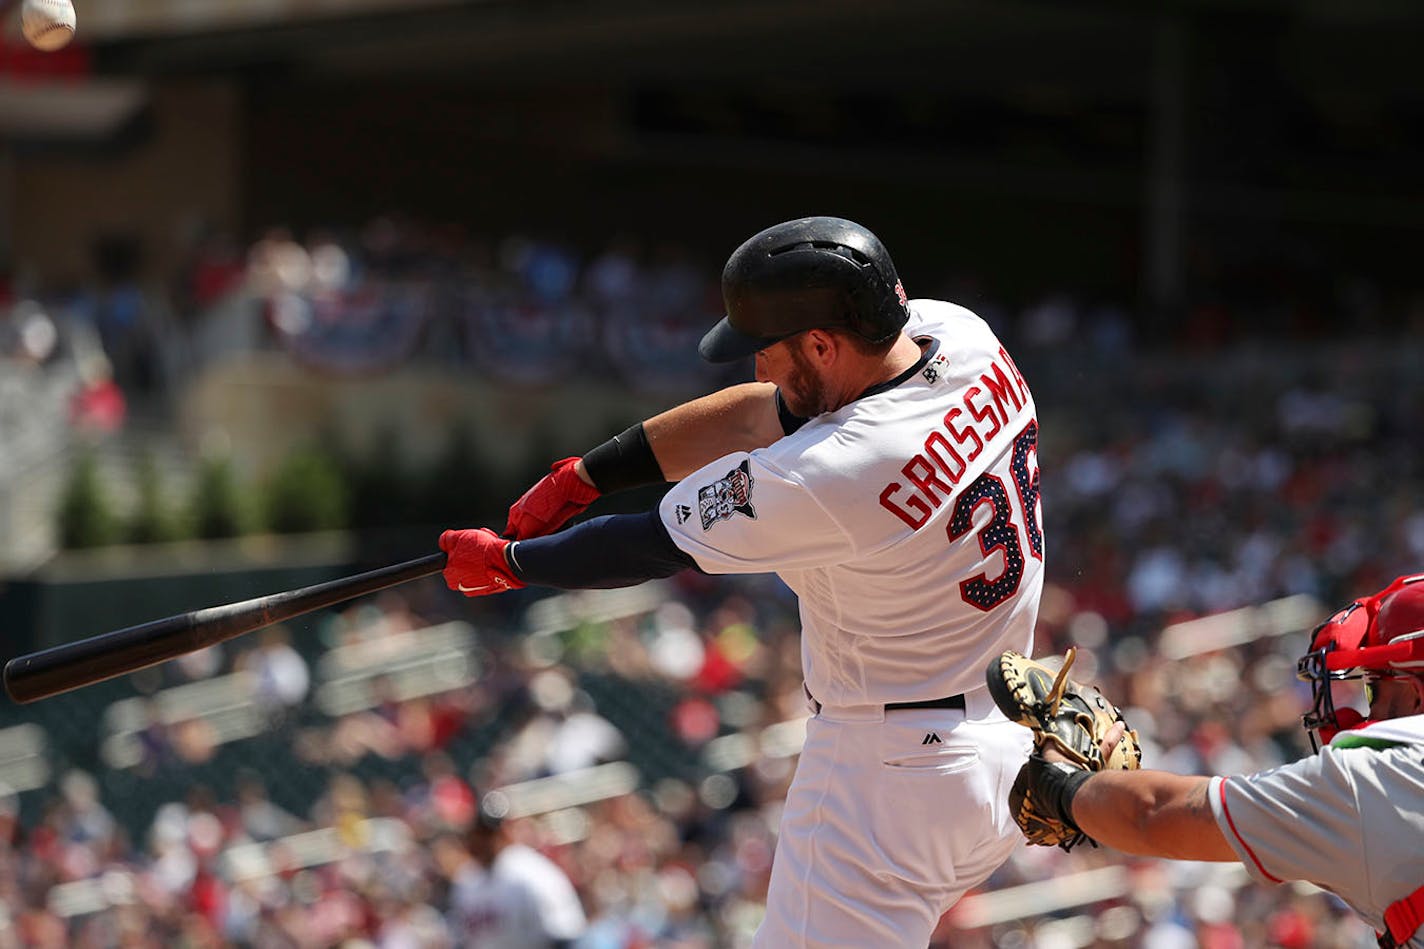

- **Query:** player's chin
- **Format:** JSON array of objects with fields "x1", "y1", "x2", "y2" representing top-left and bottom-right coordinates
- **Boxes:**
[{"x1": 779, "y1": 388, "x2": 823, "y2": 419}]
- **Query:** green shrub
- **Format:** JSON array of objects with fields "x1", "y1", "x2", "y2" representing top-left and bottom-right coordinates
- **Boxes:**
[
  {"x1": 190, "y1": 455, "x2": 255, "y2": 539},
  {"x1": 415, "y1": 427, "x2": 502, "y2": 526},
  {"x1": 57, "y1": 449, "x2": 122, "y2": 549},
  {"x1": 344, "y1": 427, "x2": 415, "y2": 530},
  {"x1": 127, "y1": 452, "x2": 187, "y2": 544},
  {"x1": 265, "y1": 446, "x2": 349, "y2": 534}
]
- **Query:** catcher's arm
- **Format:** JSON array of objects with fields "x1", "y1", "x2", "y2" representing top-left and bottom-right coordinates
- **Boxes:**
[{"x1": 1062, "y1": 766, "x2": 1236, "y2": 862}]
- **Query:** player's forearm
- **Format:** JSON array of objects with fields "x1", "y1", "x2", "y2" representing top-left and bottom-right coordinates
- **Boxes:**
[
  {"x1": 643, "y1": 382, "x2": 782, "y2": 480},
  {"x1": 1071, "y1": 771, "x2": 1237, "y2": 862},
  {"x1": 576, "y1": 384, "x2": 781, "y2": 493},
  {"x1": 510, "y1": 510, "x2": 697, "y2": 588}
]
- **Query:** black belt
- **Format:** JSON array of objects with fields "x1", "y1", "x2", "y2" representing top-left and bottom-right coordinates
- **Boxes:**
[
  {"x1": 885, "y1": 694, "x2": 966, "y2": 712},
  {"x1": 806, "y1": 687, "x2": 965, "y2": 714}
]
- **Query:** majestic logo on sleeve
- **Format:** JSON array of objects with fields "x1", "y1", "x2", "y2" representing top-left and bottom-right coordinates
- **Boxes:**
[{"x1": 698, "y1": 460, "x2": 757, "y2": 530}]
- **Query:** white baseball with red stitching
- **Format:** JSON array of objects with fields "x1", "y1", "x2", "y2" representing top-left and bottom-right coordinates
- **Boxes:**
[{"x1": 22, "y1": 0, "x2": 77, "y2": 52}]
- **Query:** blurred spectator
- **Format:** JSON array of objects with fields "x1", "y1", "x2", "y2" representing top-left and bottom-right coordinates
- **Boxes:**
[
  {"x1": 235, "y1": 772, "x2": 306, "y2": 843},
  {"x1": 173, "y1": 645, "x2": 224, "y2": 684},
  {"x1": 237, "y1": 626, "x2": 310, "y2": 723},
  {"x1": 8, "y1": 300, "x2": 59, "y2": 366},
  {"x1": 131, "y1": 698, "x2": 175, "y2": 778},
  {"x1": 500, "y1": 236, "x2": 579, "y2": 307},
  {"x1": 82, "y1": 233, "x2": 161, "y2": 397},
  {"x1": 584, "y1": 236, "x2": 642, "y2": 316},
  {"x1": 59, "y1": 770, "x2": 115, "y2": 849},
  {"x1": 500, "y1": 669, "x2": 626, "y2": 781},
  {"x1": 409, "y1": 753, "x2": 476, "y2": 835},
  {"x1": 434, "y1": 831, "x2": 543, "y2": 948},
  {"x1": 470, "y1": 794, "x2": 587, "y2": 947},
  {"x1": 67, "y1": 352, "x2": 126, "y2": 434}
]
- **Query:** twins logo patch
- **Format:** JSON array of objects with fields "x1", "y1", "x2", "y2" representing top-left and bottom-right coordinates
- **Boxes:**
[{"x1": 698, "y1": 459, "x2": 757, "y2": 530}]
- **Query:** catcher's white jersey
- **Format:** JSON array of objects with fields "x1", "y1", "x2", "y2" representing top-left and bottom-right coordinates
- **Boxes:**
[
  {"x1": 1210, "y1": 715, "x2": 1424, "y2": 947},
  {"x1": 660, "y1": 301, "x2": 1042, "y2": 707}
]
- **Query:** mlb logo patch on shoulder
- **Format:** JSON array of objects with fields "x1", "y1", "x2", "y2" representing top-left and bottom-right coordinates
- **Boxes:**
[
  {"x1": 698, "y1": 459, "x2": 757, "y2": 530},
  {"x1": 922, "y1": 352, "x2": 951, "y2": 385}
]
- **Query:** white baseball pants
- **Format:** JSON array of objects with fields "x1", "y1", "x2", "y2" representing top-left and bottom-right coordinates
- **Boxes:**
[{"x1": 753, "y1": 687, "x2": 1031, "y2": 948}]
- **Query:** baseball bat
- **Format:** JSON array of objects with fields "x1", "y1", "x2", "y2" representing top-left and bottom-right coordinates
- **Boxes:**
[{"x1": 3, "y1": 552, "x2": 447, "y2": 704}]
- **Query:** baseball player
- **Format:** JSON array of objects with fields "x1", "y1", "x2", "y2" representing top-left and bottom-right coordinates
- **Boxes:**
[
  {"x1": 440, "y1": 216, "x2": 1042, "y2": 946},
  {"x1": 1017, "y1": 574, "x2": 1424, "y2": 949},
  {"x1": 432, "y1": 831, "x2": 549, "y2": 949}
]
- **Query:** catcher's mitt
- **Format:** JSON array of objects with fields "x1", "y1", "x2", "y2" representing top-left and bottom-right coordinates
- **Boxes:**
[{"x1": 986, "y1": 648, "x2": 1142, "y2": 850}]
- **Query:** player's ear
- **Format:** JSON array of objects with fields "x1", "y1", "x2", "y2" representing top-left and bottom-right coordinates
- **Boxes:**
[
  {"x1": 804, "y1": 328, "x2": 838, "y2": 366},
  {"x1": 1408, "y1": 674, "x2": 1424, "y2": 710}
]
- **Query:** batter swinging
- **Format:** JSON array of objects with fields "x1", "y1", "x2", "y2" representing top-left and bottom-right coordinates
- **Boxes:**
[{"x1": 440, "y1": 216, "x2": 1042, "y2": 946}]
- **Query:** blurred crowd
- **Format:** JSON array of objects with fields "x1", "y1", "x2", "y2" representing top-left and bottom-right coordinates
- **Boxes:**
[
  {"x1": 6, "y1": 214, "x2": 1424, "y2": 434},
  {"x1": 0, "y1": 559, "x2": 1391, "y2": 949},
  {"x1": 0, "y1": 574, "x2": 801, "y2": 949},
  {"x1": 2, "y1": 218, "x2": 1422, "y2": 946},
  {"x1": 239, "y1": 221, "x2": 725, "y2": 394}
]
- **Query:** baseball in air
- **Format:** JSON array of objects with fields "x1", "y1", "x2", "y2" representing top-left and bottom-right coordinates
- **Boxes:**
[{"x1": 21, "y1": 0, "x2": 77, "y2": 52}]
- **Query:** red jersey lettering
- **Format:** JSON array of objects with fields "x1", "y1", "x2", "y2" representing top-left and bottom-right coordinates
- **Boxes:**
[
  {"x1": 945, "y1": 407, "x2": 984, "y2": 463},
  {"x1": 924, "y1": 431, "x2": 967, "y2": 486},
  {"x1": 880, "y1": 482, "x2": 932, "y2": 529},
  {"x1": 901, "y1": 454, "x2": 954, "y2": 509},
  {"x1": 982, "y1": 361, "x2": 1023, "y2": 417}
]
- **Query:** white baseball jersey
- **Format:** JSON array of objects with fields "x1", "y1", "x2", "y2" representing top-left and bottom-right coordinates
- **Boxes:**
[
  {"x1": 446, "y1": 863, "x2": 549, "y2": 949},
  {"x1": 491, "y1": 843, "x2": 588, "y2": 942},
  {"x1": 1209, "y1": 715, "x2": 1424, "y2": 946},
  {"x1": 659, "y1": 301, "x2": 1042, "y2": 707}
]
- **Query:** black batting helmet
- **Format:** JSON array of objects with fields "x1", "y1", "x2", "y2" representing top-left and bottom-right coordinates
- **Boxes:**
[{"x1": 698, "y1": 216, "x2": 910, "y2": 363}]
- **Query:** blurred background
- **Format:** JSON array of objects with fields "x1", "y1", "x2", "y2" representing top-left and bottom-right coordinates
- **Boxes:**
[{"x1": 1, "y1": 0, "x2": 1423, "y2": 946}]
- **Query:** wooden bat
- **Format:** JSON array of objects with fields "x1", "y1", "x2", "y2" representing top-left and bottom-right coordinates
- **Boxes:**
[{"x1": 3, "y1": 552, "x2": 447, "y2": 704}]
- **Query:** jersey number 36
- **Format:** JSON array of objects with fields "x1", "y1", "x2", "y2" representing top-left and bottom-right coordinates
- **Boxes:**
[{"x1": 948, "y1": 421, "x2": 1042, "y2": 611}]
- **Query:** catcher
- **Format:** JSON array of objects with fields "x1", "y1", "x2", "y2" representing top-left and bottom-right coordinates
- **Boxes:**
[{"x1": 988, "y1": 574, "x2": 1424, "y2": 949}]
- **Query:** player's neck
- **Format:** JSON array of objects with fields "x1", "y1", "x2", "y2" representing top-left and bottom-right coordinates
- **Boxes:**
[
  {"x1": 827, "y1": 334, "x2": 923, "y2": 412},
  {"x1": 865, "y1": 334, "x2": 925, "y2": 388}
]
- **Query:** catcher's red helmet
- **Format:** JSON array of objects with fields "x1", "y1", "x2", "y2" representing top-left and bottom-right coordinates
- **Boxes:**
[{"x1": 1298, "y1": 574, "x2": 1424, "y2": 748}]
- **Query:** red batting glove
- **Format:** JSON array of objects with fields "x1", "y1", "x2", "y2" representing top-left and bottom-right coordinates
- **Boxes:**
[
  {"x1": 439, "y1": 528, "x2": 526, "y2": 596},
  {"x1": 504, "y1": 456, "x2": 601, "y2": 540}
]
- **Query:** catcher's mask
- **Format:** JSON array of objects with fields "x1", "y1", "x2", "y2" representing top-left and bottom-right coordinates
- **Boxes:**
[{"x1": 1297, "y1": 574, "x2": 1424, "y2": 751}]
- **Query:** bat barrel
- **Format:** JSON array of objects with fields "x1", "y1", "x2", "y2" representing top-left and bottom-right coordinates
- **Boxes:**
[
  {"x1": 5, "y1": 612, "x2": 203, "y2": 705},
  {"x1": 4, "y1": 552, "x2": 447, "y2": 704}
]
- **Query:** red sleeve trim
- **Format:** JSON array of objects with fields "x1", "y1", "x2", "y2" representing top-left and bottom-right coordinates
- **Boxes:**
[{"x1": 1217, "y1": 778, "x2": 1283, "y2": 884}]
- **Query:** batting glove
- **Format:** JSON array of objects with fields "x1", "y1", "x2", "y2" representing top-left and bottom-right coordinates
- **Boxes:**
[
  {"x1": 504, "y1": 457, "x2": 601, "y2": 540},
  {"x1": 440, "y1": 528, "x2": 525, "y2": 596}
]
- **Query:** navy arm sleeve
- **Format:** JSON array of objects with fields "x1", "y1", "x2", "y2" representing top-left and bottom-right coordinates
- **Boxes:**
[{"x1": 507, "y1": 509, "x2": 699, "y2": 589}]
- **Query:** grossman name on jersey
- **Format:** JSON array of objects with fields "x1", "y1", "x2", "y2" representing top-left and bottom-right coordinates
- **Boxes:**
[{"x1": 879, "y1": 347, "x2": 1033, "y2": 531}]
